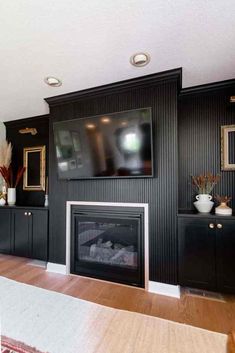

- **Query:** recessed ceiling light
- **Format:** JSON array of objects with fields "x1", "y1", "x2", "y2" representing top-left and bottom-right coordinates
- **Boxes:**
[
  {"x1": 44, "y1": 76, "x2": 62, "y2": 87},
  {"x1": 130, "y1": 52, "x2": 150, "y2": 67}
]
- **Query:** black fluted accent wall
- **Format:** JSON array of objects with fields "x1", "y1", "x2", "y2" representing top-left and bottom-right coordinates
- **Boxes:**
[
  {"x1": 178, "y1": 90, "x2": 235, "y2": 210},
  {"x1": 47, "y1": 77, "x2": 179, "y2": 284}
]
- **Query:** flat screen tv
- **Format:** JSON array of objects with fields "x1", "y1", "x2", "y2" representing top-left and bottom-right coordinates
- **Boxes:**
[{"x1": 53, "y1": 107, "x2": 153, "y2": 179}]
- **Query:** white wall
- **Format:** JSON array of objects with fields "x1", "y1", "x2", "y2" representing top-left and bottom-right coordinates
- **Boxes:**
[{"x1": 0, "y1": 122, "x2": 6, "y2": 143}]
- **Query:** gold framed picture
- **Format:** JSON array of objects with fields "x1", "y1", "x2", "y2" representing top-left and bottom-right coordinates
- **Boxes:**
[
  {"x1": 23, "y1": 146, "x2": 46, "y2": 191},
  {"x1": 221, "y1": 125, "x2": 235, "y2": 171}
]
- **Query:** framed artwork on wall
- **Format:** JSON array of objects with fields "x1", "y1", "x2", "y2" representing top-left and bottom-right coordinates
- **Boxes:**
[
  {"x1": 221, "y1": 125, "x2": 235, "y2": 171},
  {"x1": 23, "y1": 146, "x2": 46, "y2": 191}
]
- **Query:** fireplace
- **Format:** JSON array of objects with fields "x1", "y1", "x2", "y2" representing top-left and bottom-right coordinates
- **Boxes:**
[{"x1": 68, "y1": 203, "x2": 148, "y2": 288}]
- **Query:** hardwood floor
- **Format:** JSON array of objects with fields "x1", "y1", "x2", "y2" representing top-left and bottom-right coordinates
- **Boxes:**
[{"x1": 1, "y1": 254, "x2": 235, "y2": 335}]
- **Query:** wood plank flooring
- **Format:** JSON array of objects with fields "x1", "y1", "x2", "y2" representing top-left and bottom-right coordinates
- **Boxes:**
[{"x1": 1, "y1": 254, "x2": 235, "y2": 335}]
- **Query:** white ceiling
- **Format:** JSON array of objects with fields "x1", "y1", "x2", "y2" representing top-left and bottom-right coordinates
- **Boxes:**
[{"x1": 1, "y1": 0, "x2": 235, "y2": 122}]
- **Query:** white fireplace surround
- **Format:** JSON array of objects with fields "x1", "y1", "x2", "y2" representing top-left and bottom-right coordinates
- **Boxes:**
[{"x1": 47, "y1": 201, "x2": 180, "y2": 298}]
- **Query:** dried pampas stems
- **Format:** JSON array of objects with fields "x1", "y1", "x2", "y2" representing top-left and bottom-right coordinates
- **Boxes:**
[{"x1": 0, "y1": 140, "x2": 12, "y2": 167}]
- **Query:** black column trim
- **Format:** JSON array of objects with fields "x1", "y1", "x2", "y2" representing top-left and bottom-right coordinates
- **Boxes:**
[
  {"x1": 44, "y1": 68, "x2": 182, "y2": 106},
  {"x1": 179, "y1": 78, "x2": 235, "y2": 97}
]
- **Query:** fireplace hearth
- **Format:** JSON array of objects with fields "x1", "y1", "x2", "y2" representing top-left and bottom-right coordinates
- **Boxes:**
[{"x1": 70, "y1": 204, "x2": 146, "y2": 287}]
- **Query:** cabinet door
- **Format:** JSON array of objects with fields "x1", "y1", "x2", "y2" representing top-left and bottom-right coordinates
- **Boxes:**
[
  {"x1": 0, "y1": 209, "x2": 11, "y2": 254},
  {"x1": 13, "y1": 210, "x2": 30, "y2": 257},
  {"x1": 178, "y1": 218, "x2": 216, "y2": 290},
  {"x1": 30, "y1": 210, "x2": 48, "y2": 261},
  {"x1": 216, "y1": 219, "x2": 235, "y2": 293}
]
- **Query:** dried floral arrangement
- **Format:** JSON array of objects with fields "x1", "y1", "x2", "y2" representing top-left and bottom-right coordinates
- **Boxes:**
[
  {"x1": 0, "y1": 141, "x2": 12, "y2": 167},
  {"x1": 0, "y1": 166, "x2": 25, "y2": 188},
  {"x1": 191, "y1": 172, "x2": 220, "y2": 194},
  {"x1": 215, "y1": 194, "x2": 232, "y2": 205}
]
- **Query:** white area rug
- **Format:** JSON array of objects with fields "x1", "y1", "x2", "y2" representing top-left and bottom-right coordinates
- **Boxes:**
[{"x1": 0, "y1": 276, "x2": 227, "y2": 353}]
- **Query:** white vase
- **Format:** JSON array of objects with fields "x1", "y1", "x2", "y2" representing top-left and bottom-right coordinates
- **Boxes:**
[
  {"x1": 215, "y1": 202, "x2": 232, "y2": 216},
  {"x1": 8, "y1": 188, "x2": 16, "y2": 206},
  {"x1": 0, "y1": 197, "x2": 6, "y2": 206},
  {"x1": 44, "y1": 194, "x2": 49, "y2": 207},
  {"x1": 193, "y1": 194, "x2": 214, "y2": 213}
]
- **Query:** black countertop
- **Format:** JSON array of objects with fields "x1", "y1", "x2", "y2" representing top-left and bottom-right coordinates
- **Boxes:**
[
  {"x1": 178, "y1": 209, "x2": 235, "y2": 219},
  {"x1": 0, "y1": 205, "x2": 48, "y2": 210}
]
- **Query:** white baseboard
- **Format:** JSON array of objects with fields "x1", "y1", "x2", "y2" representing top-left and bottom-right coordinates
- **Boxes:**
[
  {"x1": 27, "y1": 259, "x2": 47, "y2": 269},
  {"x1": 149, "y1": 281, "x2": 181, "y2": 298},
  {"x1": 46, "y1": 262, "x2": 67, "y2": 275},
  {"x1": 46, "y1": 264, "x2": 180, "y2": 298}
]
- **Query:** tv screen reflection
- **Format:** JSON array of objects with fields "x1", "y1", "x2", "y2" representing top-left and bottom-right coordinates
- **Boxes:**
[{"x1": 53, "y1": 107, "x2": 153, "y2": 179}]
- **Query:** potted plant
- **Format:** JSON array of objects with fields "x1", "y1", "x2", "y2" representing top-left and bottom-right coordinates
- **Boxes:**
[
  {"x1": 0, "y1": 166, "x2": 25, "y2": 206},
  {"x1": 191, "y1": 172, "x2": 220, "y2": 213}
]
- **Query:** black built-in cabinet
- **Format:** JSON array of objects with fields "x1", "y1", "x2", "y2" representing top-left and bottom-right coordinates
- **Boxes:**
[
  {"x1": 178, "y1": 214, "x2": 235, "y2": 294},
  {"x1": 0, "y1": 207, "x2": 48, "y2": 261},
  {"x1": 216, "y1": 219, "x2": 235, "y2": 293},
  {"x1": 0, "y1": 209, "x2": 11, "y2": 254}
]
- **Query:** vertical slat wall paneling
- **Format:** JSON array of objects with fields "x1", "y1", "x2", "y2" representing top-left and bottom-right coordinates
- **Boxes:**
[
  {"x1": 178, "y1": 90, "x2": 235, "y2": 210},
  {"x1": 47, "y1": 71, "x2": 180, "y2": 284},
  {"x1": 5, "y1": 115, "x2": 49, "y2": 207}
]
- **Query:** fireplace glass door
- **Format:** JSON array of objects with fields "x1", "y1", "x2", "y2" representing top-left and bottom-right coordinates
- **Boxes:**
[{"x1": 71, "y1": 211, "x2": 144, "y2": 287}]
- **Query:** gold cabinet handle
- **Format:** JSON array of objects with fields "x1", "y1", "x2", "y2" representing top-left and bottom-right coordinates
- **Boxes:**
[
  {"x1": 217, "y1": 223, "x2": 223, "y2": 229},
  {"x1": 209, "y1": 223, "x2": 215, "y2": 229}
]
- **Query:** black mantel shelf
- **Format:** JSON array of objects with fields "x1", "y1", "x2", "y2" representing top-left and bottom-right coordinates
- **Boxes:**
[{"x1": 178, "y1": 210, "x2": 235, "y2": 219}]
